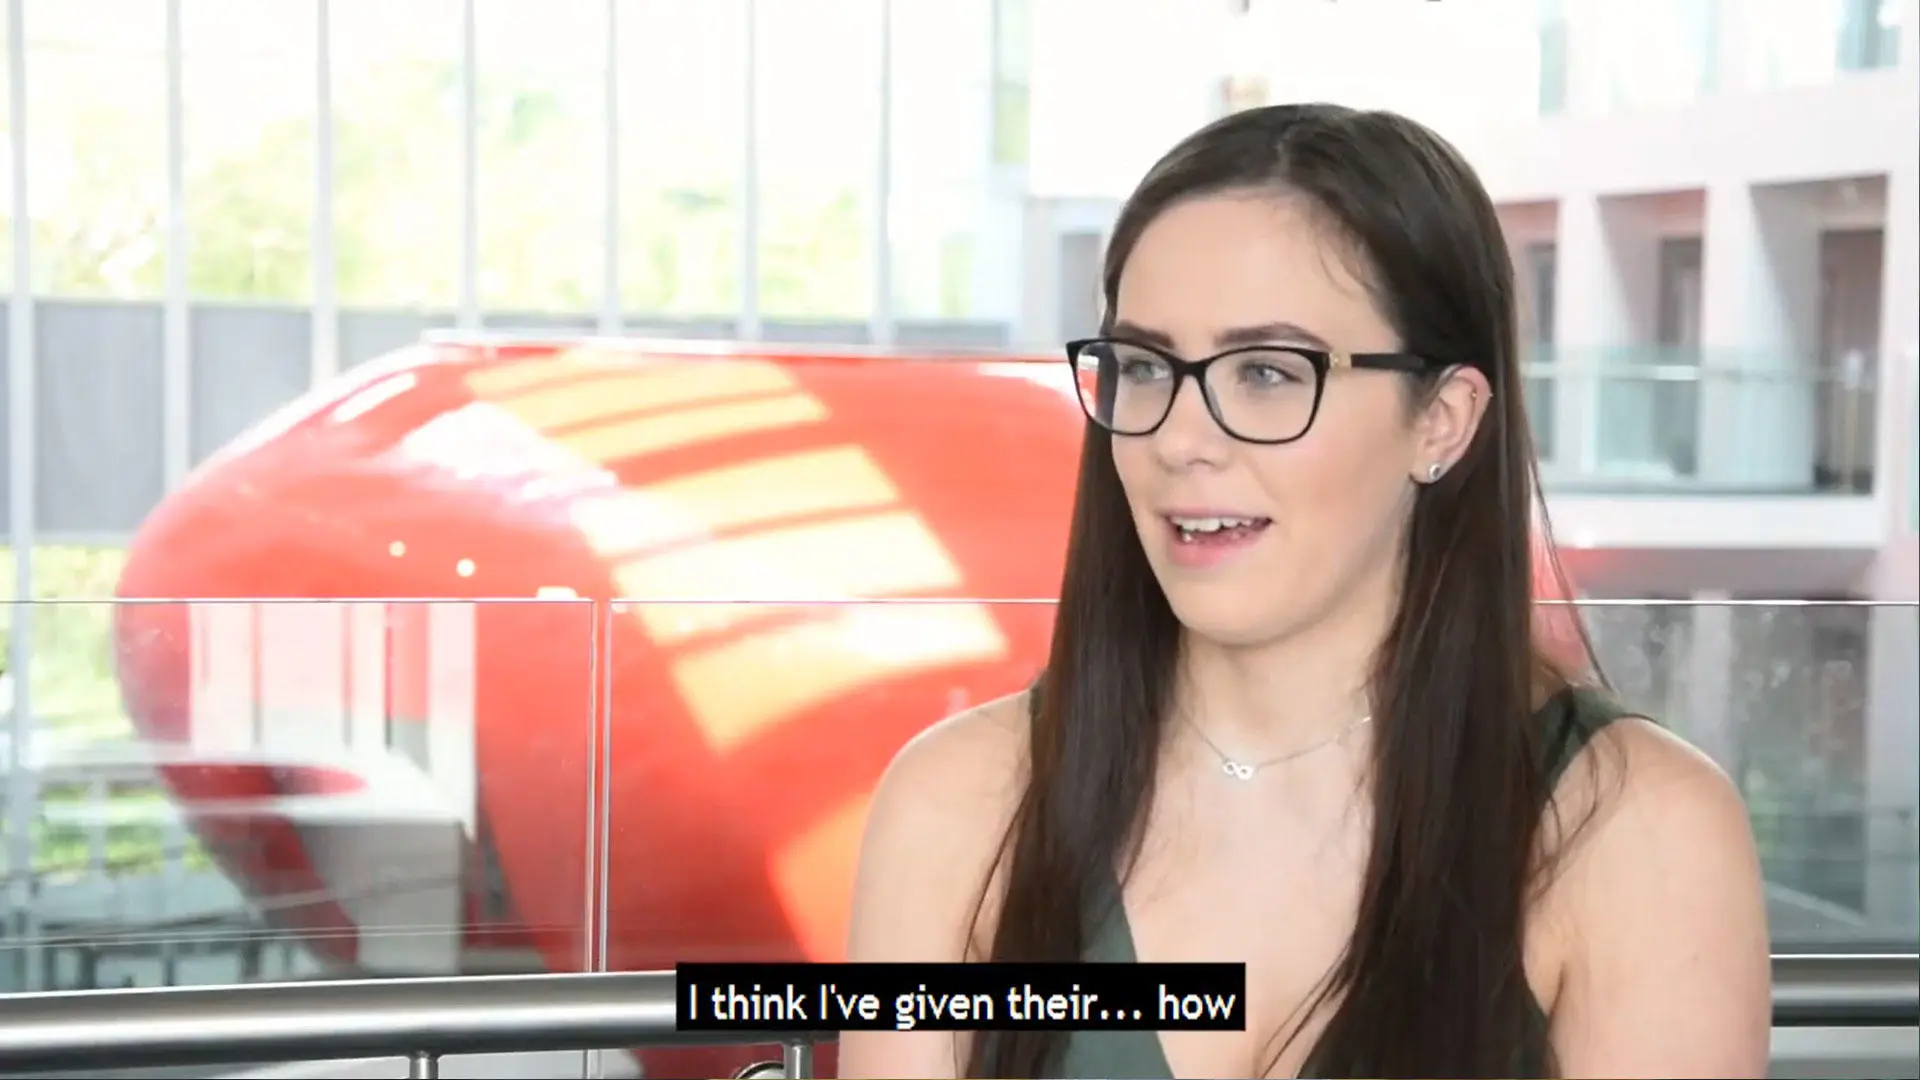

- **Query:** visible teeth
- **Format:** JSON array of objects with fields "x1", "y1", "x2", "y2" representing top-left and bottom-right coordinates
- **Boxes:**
[{"x1": 1171, "y1": 516, "x2": 1257, "y2": 533}]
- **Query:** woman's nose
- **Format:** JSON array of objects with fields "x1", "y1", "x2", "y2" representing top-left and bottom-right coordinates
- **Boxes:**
[{"x1": 1149, "y1": 376, "x2": 1233, "y2": 467}]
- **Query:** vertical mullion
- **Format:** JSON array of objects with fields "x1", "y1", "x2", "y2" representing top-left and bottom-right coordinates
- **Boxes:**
[
  {"x1": 598, "y1": 0, "x2": 620, "y2": 337},
  {"x1": 311, "y1": 0, "x2": 337, "y2": 383},
  {"x1": 163, "y1": 0, "x2": 189, "y2": 485},
  {"x1": 739, "y1": 0, "x2": 760, "y2": 341},
  {"x1": 987, "y1": 0, "x2": 1000, "y2": 167},
  {"x1": 458, "y1": 0, "x2": 479, "y2": 329},
  {"x1": 5, "y1": 0, "x2": 39, "y2": 993},
  {"x1": 870, "y1": 0, "x2": 894, "y2": 346}
]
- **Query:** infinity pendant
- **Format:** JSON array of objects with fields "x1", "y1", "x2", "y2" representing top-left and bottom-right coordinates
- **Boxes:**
[{"x1": 1222, "y1": 760, "x2": 1256, "y2": 780}]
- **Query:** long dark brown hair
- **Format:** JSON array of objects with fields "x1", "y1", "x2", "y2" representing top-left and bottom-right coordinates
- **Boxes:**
[{"x1": 966, "y1": 103, "x2": 1597, "y2": 1078}]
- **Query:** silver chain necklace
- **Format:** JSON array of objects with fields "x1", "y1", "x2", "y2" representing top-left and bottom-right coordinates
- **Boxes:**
[{"x1": 1180, "y1": 711, "x2": 1373, "y2": 780}]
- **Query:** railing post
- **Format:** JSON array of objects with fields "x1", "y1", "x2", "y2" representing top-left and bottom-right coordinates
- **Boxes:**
[
  {"x1": 783, "y1": 1037, "x2": 815, "y2": 1079},
  {"x1": 407, "y1": 1049, "x2": 439, "y2": 1079}
]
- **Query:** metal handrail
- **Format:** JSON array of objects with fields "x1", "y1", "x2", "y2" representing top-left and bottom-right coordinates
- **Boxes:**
[
  {"x1": 0, "y1": 969, "x2": 800, "y2": 1078},
  {"x1": 1772, "y1": 953, "x2": 1920, "y2": 1027},
  {"x1": 0, "y1": 954, "x2": 1911, "y2": 1078}
]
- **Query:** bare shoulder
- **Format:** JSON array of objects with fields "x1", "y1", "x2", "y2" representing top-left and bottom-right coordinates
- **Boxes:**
[
  {"x1": 1549, "y1": 714, "x2": 1758, "y2": 879},
  {"x1": 1541, "y1": 715, "x2": 1773, "y2": 1077},
  {"x1": 867, "y1": 688, "x2": 1031, "y2": 852},
  {"x1": 846, "y1": 687, "x2": 1033, "y2": 960},
  {"x1": 838, "y1": 687, "x2": 1034, "y2": 1079}
]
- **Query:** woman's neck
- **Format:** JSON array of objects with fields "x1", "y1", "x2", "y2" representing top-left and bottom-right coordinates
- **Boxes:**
[
  {"x1": 1173, "y1": 575, "x2": 1397, "y2": 757},
  {"x1": 1175, "y1": 640, "x2": 1371, "y2": 763}
]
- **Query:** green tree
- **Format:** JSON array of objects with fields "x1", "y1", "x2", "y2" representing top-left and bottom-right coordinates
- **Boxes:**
[
  {"x1": 762, "y1": 188, "x2": 868, "y2": 319},
  {"x1": 0, "y1": 546, "x2": 129, "y2": 731},
  {"x1": 621, "y1": 185, "x2": 740, "y2": 315},
  {"x1": 29, "y1": 98, "x2": 167, "y2": 297},
  {"x1": 332, "y1": 60, "x2": 464, "y2": 306},
  {"x1": 188, "y1": 114, "x2": 316, "y2": 300},
  {"x1": 10, "y1": 45, "x2": 866, "y2": 317}
]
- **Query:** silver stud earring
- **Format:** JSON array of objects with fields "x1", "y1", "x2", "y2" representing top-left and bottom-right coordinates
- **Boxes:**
[{"x1": 1426, "y1": 462, "x2": 1444, "y2": 483}]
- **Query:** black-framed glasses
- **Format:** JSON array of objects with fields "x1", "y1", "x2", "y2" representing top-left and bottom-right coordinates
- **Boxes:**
[{"x1": 1066, "y1": 336, "x2": 1435, "y2": 444}]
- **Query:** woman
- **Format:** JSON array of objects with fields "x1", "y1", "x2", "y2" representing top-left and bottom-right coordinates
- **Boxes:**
[{"x1": 839, "y1": 103, "x2": 1771, "y2": 1079}]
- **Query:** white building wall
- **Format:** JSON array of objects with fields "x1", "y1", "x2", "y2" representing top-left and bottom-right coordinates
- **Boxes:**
[
  {"x1": 1457, "y1": 67, "x2": 1914, "y2": 202},
  {"x1": 1695, "y1": 183, "x2": 1822, "y2": 489},
  {"x1": 1490, "y1": 2, "x2": 1914, "y2": 508},
  {"x1": 1024, "y1": 0, "x2": 1224, "y2": 201},
  {"x1": 1022, "y1": 0, "x2": 1917, "y2": 571},
  {"x1": 1874, "y1": 0, "x2": 1920, "y2": 552},
  {"x1": 1549, "y1": 195, "x2": 1663, "y2": 476}
]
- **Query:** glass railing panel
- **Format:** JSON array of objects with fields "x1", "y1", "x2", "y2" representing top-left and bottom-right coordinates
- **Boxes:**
[
  {"x1": 0, "y1": 597, "x2": 599, "y2": 996},
  {"x1": 1525, "y1": 347, "x2": 1879, "y2": 494},
  {"x1": 1592, "y1": 358, "x2": 1702, "y2": 483},
  {"x1": 1521, "y1": 344, "x2": 1559, "y2": 465},
  {"x1": 8, "y1": 594, "x2": 1907, "y2": 1067},
  {"x1": 0, "y1": 592, "x2": 1908, "y2": 1079},
  {"x1": 599, "y1": 596, "x2": 1914, "y2": 994},
  {"x1": 604, "y1": 596, "x2": 1053, "y2": 1079},
  {"x1": 1576, "y1": 600, "x2": 1919, "y2": 950}
]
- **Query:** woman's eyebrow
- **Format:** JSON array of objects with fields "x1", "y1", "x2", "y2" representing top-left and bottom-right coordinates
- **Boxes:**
[
  {"x1": 1214, "y1": 321, "x2": 1333, "y2": 351},
  {"x1": 1109, "y1": 319, "x2": 1334, "y2": 352}
]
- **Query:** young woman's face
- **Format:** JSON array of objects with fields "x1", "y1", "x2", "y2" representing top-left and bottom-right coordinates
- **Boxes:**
[{"x1": 1107, "y1": 192, "x2": 1434, "y2": 648}]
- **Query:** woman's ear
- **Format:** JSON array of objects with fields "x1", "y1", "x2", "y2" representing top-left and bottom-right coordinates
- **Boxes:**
[{"x1": 1409, "y1": 364, "x2": 1493, "y2": 484}]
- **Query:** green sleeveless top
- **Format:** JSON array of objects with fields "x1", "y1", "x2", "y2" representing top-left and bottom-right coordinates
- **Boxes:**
[{"x1": 1053, "y1": 684, "x2": 1636, "y2": 1079}]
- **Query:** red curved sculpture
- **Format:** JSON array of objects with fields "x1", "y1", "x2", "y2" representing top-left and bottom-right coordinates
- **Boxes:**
[{"x1": 110, "y1": 337, "x2": 1584, "y2": 1078}]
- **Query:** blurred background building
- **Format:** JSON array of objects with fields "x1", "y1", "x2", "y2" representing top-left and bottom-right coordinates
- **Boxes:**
[{"x1": 0, "y1": 0, "x2": 1913, "y2": 1074}]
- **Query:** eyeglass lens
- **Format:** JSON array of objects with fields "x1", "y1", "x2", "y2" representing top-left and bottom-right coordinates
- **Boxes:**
[{"x1": 1072, "y1": 340, "x2": 1323, "y2": 442}]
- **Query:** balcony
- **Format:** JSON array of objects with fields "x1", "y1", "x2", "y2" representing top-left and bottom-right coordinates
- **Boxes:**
[{"x1": 1524, "y1": 350, "x2": 1894, "y2": 594}]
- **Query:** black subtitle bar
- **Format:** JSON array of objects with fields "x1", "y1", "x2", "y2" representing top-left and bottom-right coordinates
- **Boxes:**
[{"x1": 676, "y1": 962, "x2": 1246, "y2": 1032}]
